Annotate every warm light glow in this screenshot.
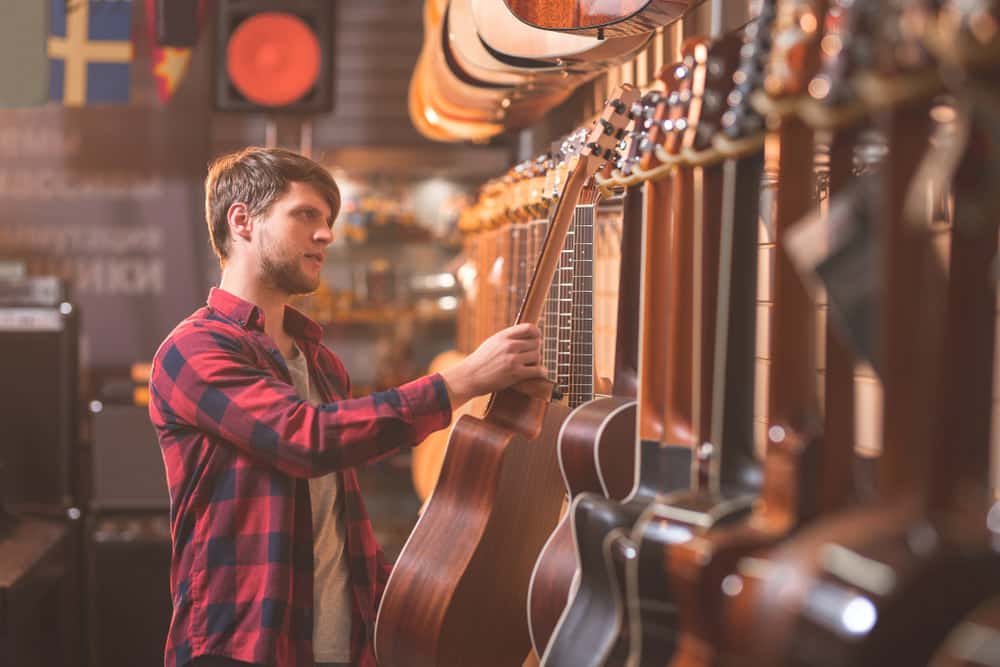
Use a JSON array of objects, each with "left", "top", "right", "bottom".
[
  {"left": 841, "top": 596, "right": 878, "bottom": 635},
  {"left": 437, "top": 296, "right": 458, "bottom": 311},
  {"left": 800, "top": 11, "right": 819, "bottom": 33},
  {"left": 809, "top": 76, "right": 832, "bottom": 100},
  {"left": 821, "top": 34, "right": 842, "bottom": 57},
  {"left": 424, "top": 106, "right": 441, "bottom": 125},
  {"left": 930, "top": 103, "right": 957, "bottom": 125}
]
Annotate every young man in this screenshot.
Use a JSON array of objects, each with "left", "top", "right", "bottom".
[{"left": 148, "top": 147, "right": 545, "bottom": 667}]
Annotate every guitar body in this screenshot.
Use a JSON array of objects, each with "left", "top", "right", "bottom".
[
  {"left": 628, "top": 491, "right": 755, "bottom": 666},
  {"left": 502, "top": 0, "right": 690, "bottom": 37},
  {"left": 528, "top": 397, "right": 637, "bottom": 656},
  {"left": 723, "top": 502, "right": 1000, "bottom": 667},
  {"left": 541, "top": 494, "right": 640, "bottom": 667},
  {"left": 376, "top": 397, "right": 570, "bottom": 667},
  {"left": 411, "top": 349, "right": 475, "bottom": 501},
  {"left": 472, "top": 0, "right": 653, "bottom": 66}
]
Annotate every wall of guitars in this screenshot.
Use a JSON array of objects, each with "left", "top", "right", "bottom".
[{"left": 385, "top": 0, "right": 1000, "bottom": 666}]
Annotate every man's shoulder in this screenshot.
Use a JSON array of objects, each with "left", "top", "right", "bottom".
[{"left": 152, "top": 305, "right": 245, "bottom": 367}]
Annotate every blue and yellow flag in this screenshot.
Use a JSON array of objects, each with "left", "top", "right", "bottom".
[{"left": 48, "top": 0, "right": 133, "bottom": 106}]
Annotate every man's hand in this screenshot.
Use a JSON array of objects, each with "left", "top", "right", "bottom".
[{"left": 438, "top": 323, "right": 547, "bottom": 408}]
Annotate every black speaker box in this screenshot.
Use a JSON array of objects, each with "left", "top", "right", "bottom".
[
  {"left": 0, "top": 297, "right": 80, "bottom": 510},
  {"left": 215, "top": 0, "right": 335, "bottom": 113},
  {"left": 90, "top": 403, "right": 169, "bottom": 511},
  {"left": 86, "top": 512, "right": 172, "bottom": 667}
]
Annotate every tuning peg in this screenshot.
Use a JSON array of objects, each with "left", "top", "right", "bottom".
[
  {"left": 587, "top": 142, "right": 603, "bottom": 156},
  {"left": 603, "top": 149, "right": 617, "bottom": 161},
  {"left": 599, "top": 119, "right": 615, "bottom": 135},
  {"left": 609, "top": 99, "right": 627, "bottom": 114},
  {"left": 661, "top": 119, "right": 674, "bottom": 132}
]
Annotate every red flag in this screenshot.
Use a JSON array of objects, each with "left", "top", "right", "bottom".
[{"left": 145, "top": 0, "right": 210, "bottom": 103}]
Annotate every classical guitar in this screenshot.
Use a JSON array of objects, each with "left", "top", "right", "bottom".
[
  {"left": 722, "top": 13, "right": 1000, "bottom": 666},
  {"left": 502, "top": 0, "right": 690, "bottom": 38},
  {"left": 375, "top": 85, "right": 638, "bottom": 667}
]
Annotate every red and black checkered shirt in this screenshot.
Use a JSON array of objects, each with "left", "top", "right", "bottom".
[{"left": 149, "top": 287, "right": 451, "bottom": 667}]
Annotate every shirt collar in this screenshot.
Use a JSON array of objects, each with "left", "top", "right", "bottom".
[{"left": 207, "top": 287, "right": 323, "bottom": 344}]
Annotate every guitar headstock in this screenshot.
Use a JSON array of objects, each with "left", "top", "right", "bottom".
[
  {"left": 923, "top": 0, "right": 1000, "bottom": 69},
  {"left": 579, "top": 84, "right": 640, "bottom": 177},
  {"left": 618, "top": 91, "right": 660, "bottom": 177},
  {"left": 638, "top": 62, "right": 693, "bottom": 170},
  {"left": 763, "top": 0, "right": 827, "bottom": 99},
  {"left": 721, "top": 0, "right": 779, "bottom": 142},
  {"left": 684, "top": 32, "right": 745, "bottom": 153},
  {"left": 803, "top": 0, "right": 883, "bottom": 110},
  {"left": 860, "top": 0, "right": 936, "bottom": 82}
]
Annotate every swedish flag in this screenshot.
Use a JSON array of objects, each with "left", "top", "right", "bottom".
[{"left": 48, "top": 0, "right": 133, "bottom": 106}]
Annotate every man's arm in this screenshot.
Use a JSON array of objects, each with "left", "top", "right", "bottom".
[{"left": 149, "top": 325, "right": 452, "bottom": 479}]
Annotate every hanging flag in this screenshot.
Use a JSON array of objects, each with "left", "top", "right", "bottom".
[
  {"left": 48, "top": 0, "right": 133, "bottom": 106},
  {"left": 0, "top": 1, "right": 50, "bottom": 107},
  {"left": 146, "top": 0, "right": 210, "bottom": 103}
]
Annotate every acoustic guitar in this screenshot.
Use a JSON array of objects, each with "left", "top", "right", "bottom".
[
  {"left": 502, "top": 0, "right": 690, "bottom": 38},
  {"left": 634, "top": 0, "right": 843, "bottom": 662},
  {"left": 527, "top": 98, "right": 653, "bottom": 659},
  {"left": 624, "top": 28, "right": 765, "bottom": 667},
  {"left": 375, "top": 85, "right": 639, "bottom": 667},
  {"left": 540, "top": 58, "right": 703, "bottom": 667},
  {"left": 471, "top": 0, "right": 653, "bottom": 68},
  {"left": 721, "top": 10, "right": 1000, "bottom": 665}
]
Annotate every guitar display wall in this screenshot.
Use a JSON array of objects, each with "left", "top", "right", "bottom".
[{"left": 397, "top": 0, "right": 1000, "bottom": 665}]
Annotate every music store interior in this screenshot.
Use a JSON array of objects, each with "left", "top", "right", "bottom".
[{"left": 1, "top": 0, "right": 999, "bottom": 666}]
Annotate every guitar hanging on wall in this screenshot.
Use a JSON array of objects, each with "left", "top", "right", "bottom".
[{"left": 375, "top": 84, "right": 639, "bottom": 667}]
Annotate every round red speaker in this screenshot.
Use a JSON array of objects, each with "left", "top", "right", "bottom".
[{"left": 225, "top": 11, "right": 321, "bottom": 107}]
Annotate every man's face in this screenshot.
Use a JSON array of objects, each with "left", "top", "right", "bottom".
[{"left": 255, "top": 181, "right": 334, "bottom": 295}]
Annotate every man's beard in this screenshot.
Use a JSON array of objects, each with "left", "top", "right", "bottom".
[{"left": 259, "top": 235, "right": 318, "bottom": 295}]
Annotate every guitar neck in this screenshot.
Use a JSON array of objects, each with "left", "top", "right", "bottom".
[
  {"left": 555, "top": 222, "right": 577, "bottom": 398},
  {"left": 610, "top": 184, "right": 644, "bottom": 399},
  {"left": 568, "top": 195, "right": 598, "bottom": 408},
  {"left": 759, "top": 116, "right": 823, "bottom": 524},
  {"left": 711, "top": 151, "right": 766, "bottom": 496},
  {"left": 663, "top": 165, "right": 696, "bottom": 451},
  {"left": 927, "top": 110, "right": 999, "bottom": 509},
  {"left": 878, "top": 100, "right": 943, "bottom": 499}
]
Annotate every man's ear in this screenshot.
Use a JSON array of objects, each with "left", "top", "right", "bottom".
[{"left": 227, "top": 202, "right": 253, "bottom": 243}]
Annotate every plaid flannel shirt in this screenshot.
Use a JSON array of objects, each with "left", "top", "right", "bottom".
[{"left": 148, "top": 287, "right": 452, "bottom": 667}]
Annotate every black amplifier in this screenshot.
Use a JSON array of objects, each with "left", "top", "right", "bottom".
[{"left": 0, "top": 292, "right": 80, "bottom": 510}]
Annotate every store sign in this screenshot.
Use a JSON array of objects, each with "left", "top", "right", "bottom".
[{"left": 0, "top": 105, "right": 211, "bottom": 370}]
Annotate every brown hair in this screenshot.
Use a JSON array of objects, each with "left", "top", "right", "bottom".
[{"left": 204, "top": 147, "right": 341, "bottom": 263}]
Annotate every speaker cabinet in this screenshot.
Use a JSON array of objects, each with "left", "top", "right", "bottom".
[
  {"left": 0, "top": 299, "right": 79, "bottom": 510},
  {"left": 90, "top": 404, "right": 169, "bottom": 511},
  {"left": 215, "top": 0, "right": 334, "bottom": 113},
  {"left": 86, "top": 512, "right": 172, "bottom": 667}
]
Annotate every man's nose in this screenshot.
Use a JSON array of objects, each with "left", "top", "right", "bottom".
[{"left": 315, "top": 225, "right": 333, "bottom": 244}]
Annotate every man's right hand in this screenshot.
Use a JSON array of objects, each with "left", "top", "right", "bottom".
[{"left": 438, "top": 323, "right": 547, "bottom": 408}]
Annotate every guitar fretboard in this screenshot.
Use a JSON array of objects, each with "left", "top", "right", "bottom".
[{"left": 569, "top": 203, "right": 596, "bottom": 408}]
